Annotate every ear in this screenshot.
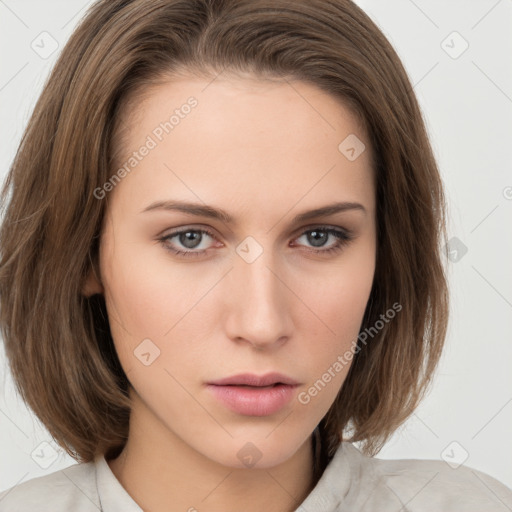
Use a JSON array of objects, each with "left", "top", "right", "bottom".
[{"left": 82, "top": 256, "right": 104, "bottom": 297}]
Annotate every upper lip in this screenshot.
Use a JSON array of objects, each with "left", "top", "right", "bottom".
[{"left": 208, "top": 372, "right": 300, "bottom": 387}]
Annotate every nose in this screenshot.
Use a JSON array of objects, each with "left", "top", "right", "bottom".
[{"left": 223, "top": 250, "right": 292, "bottom": 351}]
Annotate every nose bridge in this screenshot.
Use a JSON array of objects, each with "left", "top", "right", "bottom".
[{"left": 225, "top": 242, "right": 291, "bottom": 347}]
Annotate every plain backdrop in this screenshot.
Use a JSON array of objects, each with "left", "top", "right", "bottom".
[{"left": 1, "top": 0, "right": 511, "bottom": 494}]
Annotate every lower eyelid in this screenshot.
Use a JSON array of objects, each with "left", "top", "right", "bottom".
[
  {"left": 162, "top": 229, "right": 217, "bottom": 249},
  {"left": 161, "top": 226, "right": 352, "bottom": 256}
]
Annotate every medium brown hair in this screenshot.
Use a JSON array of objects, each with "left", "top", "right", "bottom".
[{"left": 0, "top": 0, "right": 449, "bottom": 471}]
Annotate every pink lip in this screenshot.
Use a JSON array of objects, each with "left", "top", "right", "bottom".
[{"left": 206, "top": 373, "right": 300, "bottom": 416}]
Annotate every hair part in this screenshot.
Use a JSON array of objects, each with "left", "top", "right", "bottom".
[{"left": 0, "top": 0, "right": 449, "bottom": 474}]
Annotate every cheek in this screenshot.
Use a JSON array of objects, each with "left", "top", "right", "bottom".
[
  {"left": 99, "top": 233, "right": 227, "bottom": 368},
  {"left": 99, "top": 233, "right": 169, "bottom": 355},
  {"left": 101, "top": 218, "right": 375, "bottom": 378},
  {"left": 301, "top": 246, "right": 375, "bottom": 339},
  {"left": 319, "top": 267, "right": 373, "bottom": 337},
  {"left": 295, "top": 245, "right": 375, "bottom": 386}
]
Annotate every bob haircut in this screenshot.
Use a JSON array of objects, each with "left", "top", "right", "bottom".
[{"left": 0, "top": 0, "right": 449, "bottom": 468}]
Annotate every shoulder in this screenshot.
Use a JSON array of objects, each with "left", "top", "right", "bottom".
[
  {"left": 0, "top": 460, "right": 99, "bottom": 512},
  {"left": 341, "top": 443, "right": 512, "bottom": 511}
]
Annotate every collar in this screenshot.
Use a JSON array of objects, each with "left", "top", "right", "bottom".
[
  {"left": 94, "top": 441, "right": 365, "bottom": 511},
  {"left": 95, "top": 453, "right": 142, "bottom": 511},
  {"left": 295, "top": 442, "right": 365, "bottom": 511}
]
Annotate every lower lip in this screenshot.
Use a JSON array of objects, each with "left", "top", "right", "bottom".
[{"left": 207, "top": 384, "right": 297, "bottom": 416}]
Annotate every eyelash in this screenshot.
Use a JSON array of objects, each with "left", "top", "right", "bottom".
[{"left": 158, "top": 225, "right": 354, "bottom": 259}]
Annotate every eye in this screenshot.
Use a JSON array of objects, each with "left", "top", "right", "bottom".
[
  {"left": 159, "top": 225, "right": 354, "bottom": 258},
  {"left": 159, "top": 227, "right": 218, "bottom": 258},
  {"left": 292, "top": 226, "right": 353, "bottom": 255}
]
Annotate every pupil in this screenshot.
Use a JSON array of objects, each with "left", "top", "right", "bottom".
[
  {"left": 180, "top": 231, "right": 202, "bottom": 249},
  {"left": 308, "top": 230, "right": 327, "bottom": 247},
  {"left": 177, "top": 230, "right": 329, "bottom": 250}
]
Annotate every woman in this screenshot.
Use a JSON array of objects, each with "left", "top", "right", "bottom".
[{"left": 0, "top": 0, "right": 510, "bottom": 510}]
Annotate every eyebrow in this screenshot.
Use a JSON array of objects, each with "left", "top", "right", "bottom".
[{"left": 141, "top": 199, "right": 366, "bottom": 226}]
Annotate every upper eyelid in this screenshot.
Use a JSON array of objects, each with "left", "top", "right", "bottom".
[
  {"left": 161, "top": 224, "right": 350, "bottom": 246},
  {"left": 162, "top": 223, "right": 349, "bottom": 237}
]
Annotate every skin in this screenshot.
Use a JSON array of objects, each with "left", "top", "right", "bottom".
[{"left": 85, "top": 74, "right": 377, "bottom": 512}]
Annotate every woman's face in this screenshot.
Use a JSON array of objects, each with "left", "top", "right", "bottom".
[{"left": 97, "top": 75, "right": 376, "bottom": 469}]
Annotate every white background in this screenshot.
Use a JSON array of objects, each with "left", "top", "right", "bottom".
[{"left": 1, "top": 0, "right": 511, "bottom": 495}]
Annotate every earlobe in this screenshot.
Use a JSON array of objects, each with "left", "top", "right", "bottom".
[{"left": 82, "top": 268, "right": 104, "bottom": 297}]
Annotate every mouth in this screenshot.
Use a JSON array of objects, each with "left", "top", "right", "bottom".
[
  {"left": 207, "top": 372, "right": 300, "bottom": 387},
  {"left": 206, "top": 373, "right": 300, "bottom": 416}
]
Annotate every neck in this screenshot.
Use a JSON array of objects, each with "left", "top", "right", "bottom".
[{"left": 107, "top": 396, "right": 316, "bottom": 512}]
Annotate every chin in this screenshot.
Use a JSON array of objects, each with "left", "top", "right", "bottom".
[{"left": 190, "top": 428, "right": 312, "bottom": 470}]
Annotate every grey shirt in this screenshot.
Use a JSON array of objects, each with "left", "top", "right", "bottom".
[{"left": 0, "top": 442, "right": 511, "bottom": 511}]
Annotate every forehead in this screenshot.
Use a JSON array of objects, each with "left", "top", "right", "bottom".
[{"left": 109, "top": 75, "right": 375, "bottom": 221}]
